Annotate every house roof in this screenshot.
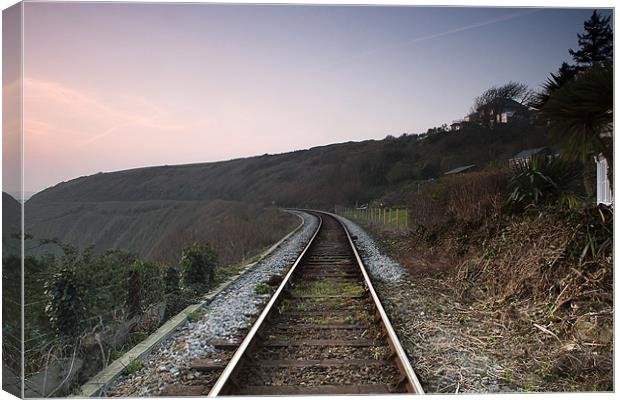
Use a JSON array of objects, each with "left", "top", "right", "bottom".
[
  {"left": 501, "top": 98, "right": 529, "bottom": 111},
  {"left": 444, "top": 164, "right": 476, "bottom": 175},
  {"left": 511, "top": 147, "right": 550, "bottom": 160}
]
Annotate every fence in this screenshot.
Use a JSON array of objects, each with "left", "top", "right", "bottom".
[{"left": 335, "top": 205, "right": 409, "bottom": 232}]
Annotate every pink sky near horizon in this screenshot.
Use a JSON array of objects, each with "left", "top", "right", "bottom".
[{"left": 5, "top": 3, "right": 603, "bottom": 194}]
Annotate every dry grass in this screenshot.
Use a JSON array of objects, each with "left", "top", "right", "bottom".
[
  {"left": 382, "top": 204, "right": 613, "bottom": 392},
  {"left": 409, "top": 170, "right": 509, "bottom": 230}
]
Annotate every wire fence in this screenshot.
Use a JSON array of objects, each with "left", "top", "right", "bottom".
[{"left": 335, "top": 205, "right": 410, "bottom": 232}]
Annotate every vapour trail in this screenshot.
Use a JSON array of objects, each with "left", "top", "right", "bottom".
[{"left": 305, "top": 8, "right": 540, "bottom": 74}]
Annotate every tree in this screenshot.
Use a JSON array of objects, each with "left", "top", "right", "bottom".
[
  {"left": 472, "top": 82, "right": 532, "bottom": 127},
  {"left": 540, "top": 63, "right": 613, "bottom": 186},
  {"left": 569, "top": 10, "right": 613, "bottom": 68},
  {"left": 530, "top": 62, "right": 578, "bottom": 109}
]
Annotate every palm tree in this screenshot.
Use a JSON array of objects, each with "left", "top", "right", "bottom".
[
  {"left": 540, "top": 63, "right": 613, "bottom": 188},
  {"left": 530, "top": 62, "right": 578, "bottom": 109}
]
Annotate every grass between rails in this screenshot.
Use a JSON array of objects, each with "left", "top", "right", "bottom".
[{"left": 289, "top": 279, "right": 366, "bottom": 297}]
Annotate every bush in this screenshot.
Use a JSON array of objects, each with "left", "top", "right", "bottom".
[
  {"left": 125, "top": 357, "right": 144, "bottom": 374},
  {"left": 410, "top": 170, "right": 509, "bottom": 229},
  {"left": 44, "top": 265, "right": 87, "bottom": 340},
  {"left": 255, "top": 282, "right": 274, "bottom": 295},
  {"left": 181, "top": 243, "right": 218, "bottom": 292},
  {"left": 164, "top": 266, "right": 180, "bottom": 294},
  {"left": 126, "top": 259, "right": 165, "bottom": 317},
  {"left": 508, "top": 155, "right": 584, "bottom": 211}
]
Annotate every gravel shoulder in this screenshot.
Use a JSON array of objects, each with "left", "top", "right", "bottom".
[
  {"left": 333, "top": 215, "right": 515, "bottom": 394},
  {"left": 106, "top": 211, "right": 319, "bottom": 397}
]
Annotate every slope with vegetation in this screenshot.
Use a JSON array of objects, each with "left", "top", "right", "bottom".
[
  {"left": 11, "top": 9, "right": 612, "bottom": 396},
  {"left": 359, "top": 10, "right": 613, "bottom": 393}
]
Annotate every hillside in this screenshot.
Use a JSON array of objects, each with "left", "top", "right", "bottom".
[
  {"left": 2, "top": 192, "right": 21, "bottom": 257},
  {"left": 29, "top": 121, "right": 551, "bottom": 208},
  {"left": 25, "top": 121, "right": 552, "bottom": 263},
  {"left": 25, "top": 200, "right": 297, "bottom": 267}
]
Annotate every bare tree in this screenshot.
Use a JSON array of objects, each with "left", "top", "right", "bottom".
[{"left": 472, "top": 82, "right": 533, "bottom": 127}]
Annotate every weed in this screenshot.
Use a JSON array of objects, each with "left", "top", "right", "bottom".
[
  {"left": 125, "top": 357, "right": 144, "bottom": 374},
  {"left": 521, "top": 382, "right": 539, "bottom": 392},
  {"left": 255, "top": 282, "right": 274, "bottom": 295},
  {"left": 187, "top": 310, "right": 205, "bottom": 322},
  {"left": 290, "top": 279, "right": 365, "bottom": 297},
  {"left": 129, "top": 331, "right": 148, "bottom": 345},
  {"left": 111, "top": 350, "right": 125, "bottom": 361}
]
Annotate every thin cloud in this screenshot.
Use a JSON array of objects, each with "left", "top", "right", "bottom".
[
  {"left": 306, "top": 9, "right": 540, "bottom": 73},
  {"left": 23, "top": 78, "right": 186, "bottom": 148}
]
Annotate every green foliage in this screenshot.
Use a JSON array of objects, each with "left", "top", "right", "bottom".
[
  {"left": 530, "top": 62, "right": 578, "bottom": 109},
  {"left": 44, "top": 263, "right": 87, "bottom": 339},
  {"left": 125, "top": 357, "right": 144, "bottom": 374},
  {"left": 254, "top": 282, "right": 274, "bottom": 295},
  {"left": 164, "top": 266, "right": 180, "bottom": 294},
  {"left": 126, "top": 259, "right": 165, "bottom": 317},
  {"left": 186, "top": 310, "right": 205, "bottom": 322},
  {"left": 568, "top": 10, "right": 613, "bottom": 67},
  {"left": 181, "top": 243, "right": 218, "bottom": 293},
  {"left": 540, "top": 64, "right": 613, "bottom": 167},
  {"left": 508, "top": 155, "right": 584, "bottom": 211}
]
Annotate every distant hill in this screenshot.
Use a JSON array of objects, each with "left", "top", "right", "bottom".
[
  {"left": 29, "top": 121, "right": 551, "bottom": 208},
  {"left": 25, "top": 199, "right": 296, "bottom": 267},
  {"left": 25, "top": 121, "right": 551, "bottom": 263},
  {"left": 3, "top": 192, "right": 21, "bottom": 257}
]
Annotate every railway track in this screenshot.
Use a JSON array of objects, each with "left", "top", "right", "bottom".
[{"left": 162, "top": 211, "right": 423, "bottom": 396}]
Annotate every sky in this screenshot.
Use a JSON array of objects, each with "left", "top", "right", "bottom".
[{"left": 4, "top": 3, "right": 612, "bottom": 194}]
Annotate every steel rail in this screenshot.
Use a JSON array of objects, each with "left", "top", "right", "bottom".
[
  {"left": 207, "top": 214, "right": 324, "bottom": 397},
  {"left": 208, "top": 210, "right": 424, "bottom": 396},
  {"left": 334, "top": 214, "right": 425, "bottom": 394}
]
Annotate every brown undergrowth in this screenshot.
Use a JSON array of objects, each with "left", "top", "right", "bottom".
[{"left": 379, "top": 205, "right": 612, "bottom": 392}]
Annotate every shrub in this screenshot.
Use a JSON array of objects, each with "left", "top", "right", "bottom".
[
  {"left": 126, "top": 259, "right": 165, "bottom": 317},
  {"left": 125, "top": 357, "right": 144, "bottom": 374},
  {"left": 44, "top": 265, "right": 87, "bottom": 340},
  {"left": 508, "top": 155, "right": 584, "bottom": 211},
  {"left": 410, "top": 170, "right": 509, "bottom": 229},
  {"left": 181, "top": 243, "right": 218, "bottom": 292},
  {"left": 186, "top": 310, "right": 205, "bottom": 322},
  {"left": 164, "top": 266, "right": 180, "bottom": 294},
  {"left": 255, "top": 282, "right": 274, "bottom": 295}
]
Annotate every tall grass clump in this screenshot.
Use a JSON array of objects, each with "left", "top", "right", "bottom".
[{"left": 409, "top": 170, "right": 510, "bottom": 230}]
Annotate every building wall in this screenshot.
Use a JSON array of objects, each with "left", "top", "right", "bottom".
[{"left": 596, "top": 155, "right": 613, "bottom": 205}]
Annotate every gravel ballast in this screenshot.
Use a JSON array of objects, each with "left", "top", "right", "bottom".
[
  {"left": 331, "top": 213, "right": 516, "bottom": 393},
  {"left": 106, "top": 211, "right": 319, "bottom": 396},
  {"left": 331, "top": 213, "right": 405, "bottom": 283}
]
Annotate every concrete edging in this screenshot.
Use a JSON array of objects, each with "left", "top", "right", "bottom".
[{"left": 75, "top": 211, "right": 306, "bottom": 397}]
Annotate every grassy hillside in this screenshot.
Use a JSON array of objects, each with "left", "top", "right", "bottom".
[
  {"left": 25, "top": 121, "right": 551, "bottom": 264},
  {"left": 2, "top": 192, "right": 21, "bottom": 257},
  {"left": 26, "top": 200, "right": 297, "bottom": 267},
  {"left": 28, "top": 121, "right": 551, "bottom": 208}
]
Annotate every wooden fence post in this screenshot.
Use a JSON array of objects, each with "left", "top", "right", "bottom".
[{"left": 405, "top": 209, "right": 409, "bottom": 230}]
